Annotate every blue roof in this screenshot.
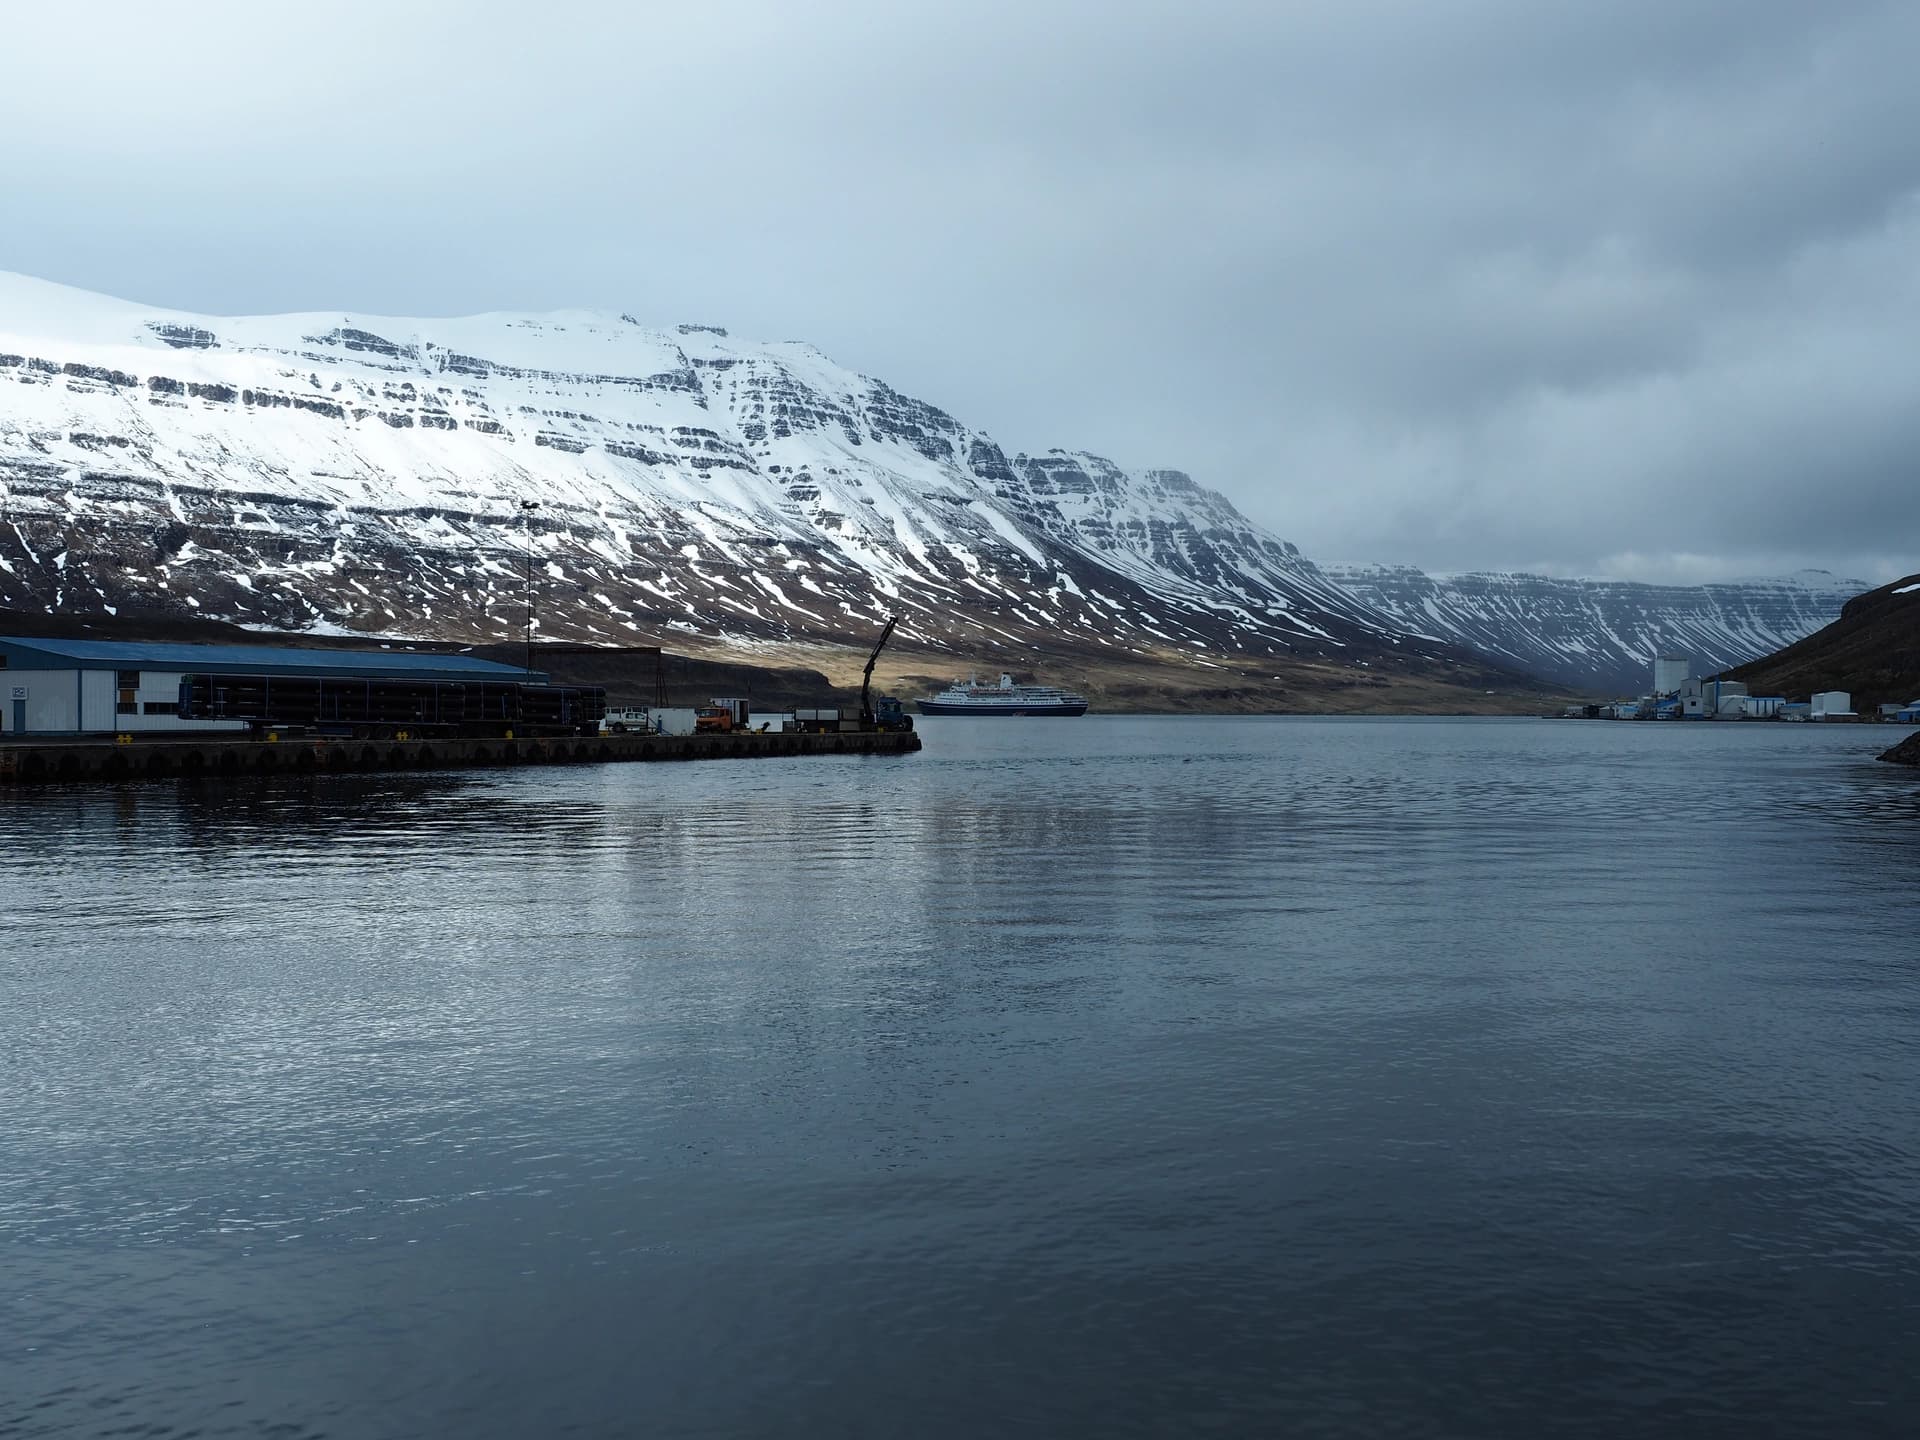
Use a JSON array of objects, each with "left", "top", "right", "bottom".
[{"left": 0, "top": 635, "right": 540, "bottom": 682}]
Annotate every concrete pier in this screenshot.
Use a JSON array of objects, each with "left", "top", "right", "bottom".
[{"left": 0, "top": 728, "right": 921, "bottom": 784}]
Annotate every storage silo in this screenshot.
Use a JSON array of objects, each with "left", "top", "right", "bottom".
[{"left": 1652, "top": 655, "right": 1690, "bottom": 696}]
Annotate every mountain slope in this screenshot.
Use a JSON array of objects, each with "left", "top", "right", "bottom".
[
  {"left": 1725, "top": 574, "right": 1920, "bottom": 709},
  {"left": 1324, "top": 564, "right": 1865, "bottom": 695},
  {"left": 0, "top": 272, "right": 1524, "bottom": 703}
]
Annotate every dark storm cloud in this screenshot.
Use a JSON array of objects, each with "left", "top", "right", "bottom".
[{"left": 3, "top": 0, "right": 1915, "bottom": 583}]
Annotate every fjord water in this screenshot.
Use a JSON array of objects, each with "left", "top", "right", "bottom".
[{"left": 4, "top": 717, "right": 1918, "bottom": 1438}]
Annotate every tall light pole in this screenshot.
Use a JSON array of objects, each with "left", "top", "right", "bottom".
[{"left": 519, "top": 499, "right": 540, "bottom": 675}]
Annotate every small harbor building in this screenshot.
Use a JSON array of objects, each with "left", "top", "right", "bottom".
[
  {"left": 0, "top": 636, "right": 541, "bottom": 736},
  {"left": 1810, "top": 690, "right": 1855, "bottom": 721}
]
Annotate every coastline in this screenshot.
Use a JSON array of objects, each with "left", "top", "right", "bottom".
[{"left": 1879, "top": 731, "right": 1920, "bottom": 766}]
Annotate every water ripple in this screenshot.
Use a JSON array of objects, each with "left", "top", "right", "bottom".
[{"left": 3, "top": 717, "right": 1918, "bottom": 1438}]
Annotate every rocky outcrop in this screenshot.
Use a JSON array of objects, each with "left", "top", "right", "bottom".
[{"left": 1879, "top": 731, "right": 1920, "bottom": 766}]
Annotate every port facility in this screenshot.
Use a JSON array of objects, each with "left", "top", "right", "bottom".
[
  {"left": 0, "top": 635, "right": 554, "bottom": 737},
  {"left": 0, "top": 634, "right": 919, "bottom": 781}
]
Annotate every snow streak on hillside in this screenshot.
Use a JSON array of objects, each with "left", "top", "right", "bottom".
[
  {"left": 1325, "top": 564, "right": 1865, "bottom": 695},
  {"left": 0, "top": 272, "right": 1430, "bottom": 673}
]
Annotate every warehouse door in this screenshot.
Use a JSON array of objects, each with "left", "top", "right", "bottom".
[{"left": 10, "top": 699, "right": 23, "bottom": 734}]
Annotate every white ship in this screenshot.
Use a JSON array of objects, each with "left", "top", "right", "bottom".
[{"left": 916, "top": 674, "right": 1089, "bottom": 717}]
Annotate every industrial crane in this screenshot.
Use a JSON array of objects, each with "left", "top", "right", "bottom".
[{"left": 859, "top": 615, "right": 901, "bottom": 730}]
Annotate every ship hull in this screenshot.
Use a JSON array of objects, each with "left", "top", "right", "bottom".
[{"left": 916, "top": 700, "right": 1088, "bottom": 716}]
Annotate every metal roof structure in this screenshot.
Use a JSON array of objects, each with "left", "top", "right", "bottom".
[{"left": 0, "top": 636, "right": 543, "bottom": 684}]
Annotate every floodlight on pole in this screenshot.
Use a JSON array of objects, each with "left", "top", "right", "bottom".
[{"left": 519, "top": 499, "right": 541, "bottom": 675}]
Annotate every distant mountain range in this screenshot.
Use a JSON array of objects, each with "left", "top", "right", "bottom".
[
  {"left": 0, "top": 272, "right": 1866, "bottom": 701},
  {"left": 0, "top": 272, "right": 1497, "bottom": 695},
  {"left": 1324, "top": 565, "right": 1867, "bottom": 696}
]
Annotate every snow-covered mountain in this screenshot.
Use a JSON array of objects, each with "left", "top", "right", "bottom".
[
  {"left": 0, "top": 273, "right": 1856, "bottom": 698},
  {"left": 0, "top": 272, "right": 1470, "bottom": 685},
  {"left": 1323, "top": 564, "right": 1866, "bottom": 695}
]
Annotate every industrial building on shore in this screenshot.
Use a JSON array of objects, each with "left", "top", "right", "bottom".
[
  {"left": 0, "top": 636, "right": 544, "bottom": 737},
  {"left": 1561, "top": 652, "right": 1914, "bottom": 724}
]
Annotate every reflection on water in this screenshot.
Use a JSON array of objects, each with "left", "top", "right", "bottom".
[{"left": 3, "top": 718, "right": 1919, "bottom": 1438}]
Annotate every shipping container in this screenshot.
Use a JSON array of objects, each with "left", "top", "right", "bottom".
[{"left": 647, "top": 707, "right": 700, "bottom": 737}]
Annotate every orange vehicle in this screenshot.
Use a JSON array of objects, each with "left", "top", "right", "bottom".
[{"left": 697, "top": 698, "right": 750, "bottom": 733}]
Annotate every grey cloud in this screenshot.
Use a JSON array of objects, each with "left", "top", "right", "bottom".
[{"left": 1, "top": 0, "right": 1915, "bottom": 586}]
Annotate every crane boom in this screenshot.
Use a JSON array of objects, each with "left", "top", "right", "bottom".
[{"left": 859, "top": 615, "right": 900, "bottom": 728}]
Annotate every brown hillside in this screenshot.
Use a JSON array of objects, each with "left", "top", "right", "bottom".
[
  {"left": 1723, "top": 574, "right": 1920, "bottom": 708},
  {"left": 0, "top": 606, "right": 1570, "bottom": 715}
]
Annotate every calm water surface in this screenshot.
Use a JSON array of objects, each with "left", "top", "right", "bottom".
[{"left": 4, "top": 717, "right": 1919, "bottom": 1438}]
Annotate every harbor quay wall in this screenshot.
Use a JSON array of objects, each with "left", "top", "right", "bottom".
[{"left": 0, "top": 727, "right": 921, "bottom": 785}]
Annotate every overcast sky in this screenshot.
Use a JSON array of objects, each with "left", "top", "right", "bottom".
[{"left": 4, "top": 0, "right": 1916, "bottom": 584}]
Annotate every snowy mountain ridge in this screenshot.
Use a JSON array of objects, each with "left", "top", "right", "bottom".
[
  {"left": 0, "top": 270, "right": 1434, "bottom": 677},
  {"left": 1324, "top": 563, "right": 1868, "bottom": 695},
  {"left": 0, "top": 272, "right": 1858, "bottom": 696}
]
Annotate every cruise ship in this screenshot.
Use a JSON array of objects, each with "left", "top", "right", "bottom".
[{"left": 916, "top": 674, "right": 1089, "bottom": 717}]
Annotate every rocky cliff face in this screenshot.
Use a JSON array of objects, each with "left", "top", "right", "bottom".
[
  {"left": 1323, "top": 564, "right": 1866, "bottom": 695},
  {"left": 1, "top": 273, "right": 1482, "bottom": 688}
]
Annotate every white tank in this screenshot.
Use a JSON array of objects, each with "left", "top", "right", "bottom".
[{"left": 1652, "top": 655, "right": 1690, "bottom": 695}]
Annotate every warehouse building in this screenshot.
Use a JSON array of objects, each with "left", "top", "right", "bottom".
[
  {"left": 1679, "top": 677, "right": 1748, "bottom": 718},
  {"left": 0, "top": 637, "right": 541, "bottom": 736}
]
